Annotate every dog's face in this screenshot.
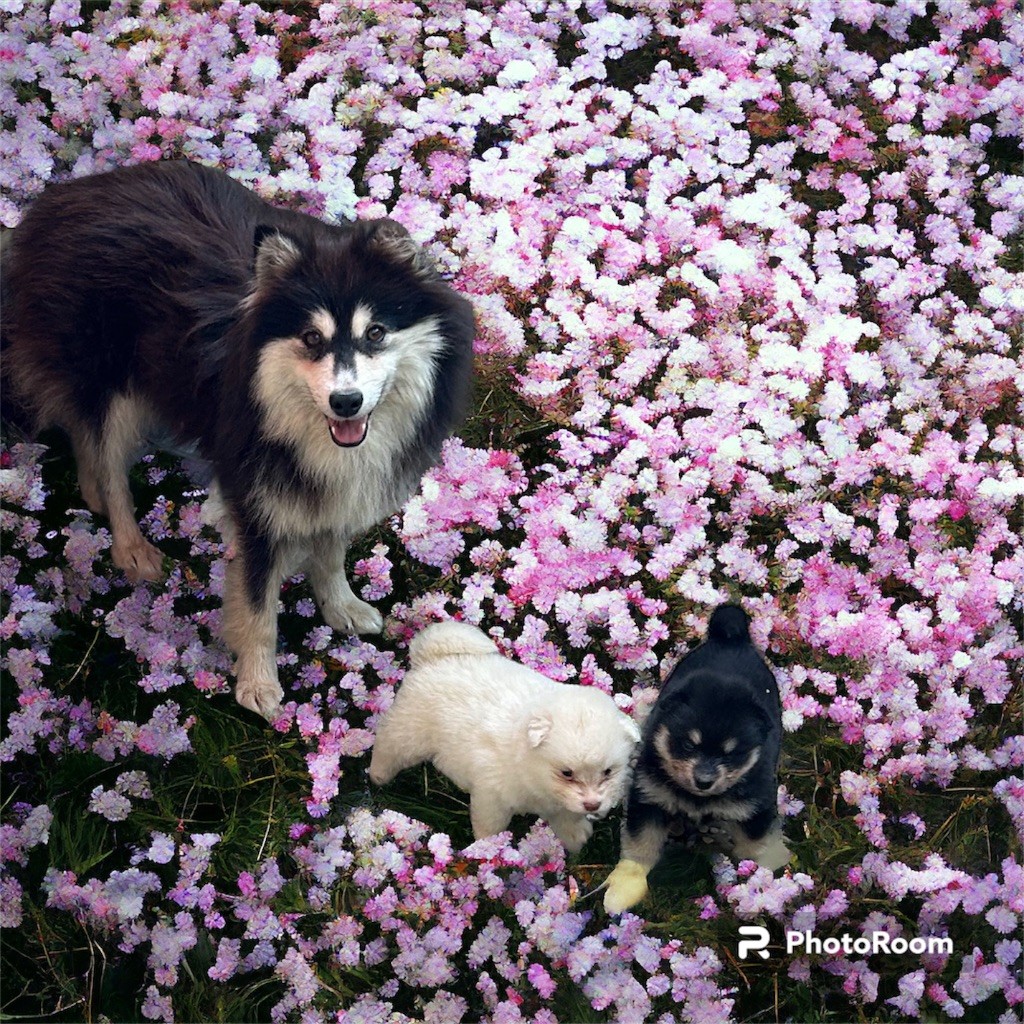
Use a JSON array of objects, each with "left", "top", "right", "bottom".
[
  {"left": 527, "top": 696, "right": 641, "bottom": 818},
  {"left": 248, "top": 220, "right": 466, "bottom": 453},
  {"left": 651, "top": 681, "right": 770, "bottom": 798}
]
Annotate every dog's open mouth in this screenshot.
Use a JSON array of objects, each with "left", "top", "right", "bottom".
[{"left": 327, "top": 415, "right": 369, "bottom": 447}]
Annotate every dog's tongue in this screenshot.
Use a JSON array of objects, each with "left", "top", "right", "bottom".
[{"left": 328, "top": 416, "right": 369, "bottom": 447}]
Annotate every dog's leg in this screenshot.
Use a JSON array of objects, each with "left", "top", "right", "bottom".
[
  {"left": 546, "top": 811, "right": 593, "bottom": 854},
  {"left": 199, "top": 479, "right": 237, "bottom": 558},
  {"left": 727, "top": 808, "right": 790, "bottom": 870},
  {"left": 366, "top": 734, "right": 403, "bottom": 785},
  {"left": 308, "top": 534, "right": 384, "bottom": 635},
  {"left": 68, "top": 427, "right": 106, "bottom": 515},
  {"left": 222, "top": 530, "right": 283, "bottom": 719},
  {"left": 368, "top": 701, "right": 437, "bottom": 785},
  {"left": 604, "top": 796, "right": 670, "bottom": 914},
  {"left": 97, "top": 394, "right": 164, "bottom": 582},
  {"left": 468, "top": 790, "right": 513, "bottom": 841}
]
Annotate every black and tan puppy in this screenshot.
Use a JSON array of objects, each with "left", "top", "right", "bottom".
[
  {"left": 605, "top": 605, "right": 789, "bottom": 913},
  {"left": 2, "top": 160, "right": 474, "bottom": 717}
]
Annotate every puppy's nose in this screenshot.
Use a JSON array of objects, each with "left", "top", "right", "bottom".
[
  {"left": 329, "top": 389, "right": 364, "bottom": 418},
  {"left": 583, "top": 799, "right": 601, "bottom": 813},
  {"left": 694, "top": 775, "right": 717, "bottom": 791}
]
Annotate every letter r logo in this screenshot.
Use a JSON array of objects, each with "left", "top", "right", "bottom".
[{"left": 738, "top": 925, "right": 771, "bottom": 960}]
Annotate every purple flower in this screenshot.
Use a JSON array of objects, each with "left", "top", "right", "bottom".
[
  {"left": 2, "top": 1, "right": 1022, "bottom": 1018},
  {"left": 526, "top": 962, "right": 557, "bottom": 998}
]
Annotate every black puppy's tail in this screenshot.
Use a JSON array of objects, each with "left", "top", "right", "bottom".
[{"left": 707, "top": 604, "right": 750, "bottom": 643}]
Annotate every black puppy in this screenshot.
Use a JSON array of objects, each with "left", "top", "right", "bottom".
[{"left": 605, "top": 605, "right": 789, "bottom": 912}]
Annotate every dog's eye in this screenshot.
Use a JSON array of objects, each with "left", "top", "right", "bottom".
[
  {"left": 366, "top": 323, "right": 386, "bottom": 344},
  {"left": 560, "top": 769, "right": 574, "bottom": 779},
  {"left": 603, "top": 767, "right": 613, "bottom": 778},
  {"left": 301, "top": 329, "right": 324, "bottom": 350}
]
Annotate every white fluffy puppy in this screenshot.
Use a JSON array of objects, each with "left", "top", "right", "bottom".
[{"left": 369, "top": 621, "right": 641, "bottom": 852}]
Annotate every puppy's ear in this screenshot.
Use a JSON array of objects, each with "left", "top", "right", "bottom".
[
  {"left": 367, "top": 219, "right": 436, "bottom": 280},
  {"left": 752, "top": 701, "right": 776, "bottom": 733},
  {"left": 620, "top": 713, "right": 641, "bottom": 743},
  {"left": 661, "top": 685, "right": 691, "bottom": 705},
  {"left": 527, "top": 714, "right": 552, "bottom": 748},
  {"left": 254, "top": 225, "right": 301, "bottom": 283},
  {"left": 653, "top": 688, "right": 690, "bottom": 723}
]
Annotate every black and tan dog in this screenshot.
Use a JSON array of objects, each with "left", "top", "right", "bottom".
[
  {"left": 2, "top": 160, "right": 474, "bottom": 717},
  {"left": 605, "top": 605, "right": 789, "bottom": 913}
]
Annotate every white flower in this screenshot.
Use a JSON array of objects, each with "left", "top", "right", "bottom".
[
  {"left": 496, "top": 59, "right": 537, "bottom": 86},
  {"left": 249, "top": 54, "right": 280, "bottom": 82},
  {"left": 704, "top": 239, "right": 756, "bottom": 275}
]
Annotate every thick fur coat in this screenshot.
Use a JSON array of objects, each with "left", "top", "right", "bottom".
[
  {"left": 369, "top": 621, "right": 641, "bottom": 853},
  {"left": 2, "top": 160, "right": 475, "bottom": 716},
  {"left": 605, "top": 605, "right": 789, "bottom": 913}
]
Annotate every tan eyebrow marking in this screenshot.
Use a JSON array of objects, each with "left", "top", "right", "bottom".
[
  {"left": 309, "top": 308, "right": 337, "bottom": 340},
  {"left": 350, "top": 303, "right": 373, "bottom": 339}
]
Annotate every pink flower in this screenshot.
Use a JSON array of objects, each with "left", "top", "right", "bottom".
[{"left": 526, "top": 962, "right": 557, "bottom": 998}]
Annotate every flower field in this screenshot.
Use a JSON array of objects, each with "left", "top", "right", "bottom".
[{"left": 1, "top": 0, "right": 1022, "bottom": 1021}]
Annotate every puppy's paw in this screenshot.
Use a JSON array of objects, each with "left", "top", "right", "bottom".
[
  {"left": 551, "top": 816, "right": 593, "bottom": 854},
  {"left": 321, "top": 596, "right": 384, "bottom": 636},
  {"left": 367, "top": 749, "right": 397, "bottom": 786},
  {"left": 603, "top": 859, "right": 650, "bottom": 914},
  {"left": 699, "top": 822, "right": 734, "bottom": 849},
  {"left": 754, "top": 831, "right": 792, "bottom": 871},
  {"left": 113, "top": 534, "right": 166, "bottom": 583},
  {"left": 235, "top": 675, "right": 284, "bottom": 720}
]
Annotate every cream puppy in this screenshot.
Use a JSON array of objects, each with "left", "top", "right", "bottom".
[{"left": 369, "top": 621, "right": 641, "bottom": 852}]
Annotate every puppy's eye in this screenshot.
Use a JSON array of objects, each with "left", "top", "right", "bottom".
[
  {"left": 603, "top": 767, "right": 613, "bottom": 778},
  {"left": 301, "top": 329, "right": 324, "bottom": 350},
  {"left": 366, "top": 323, "right": 386, "bottom": 344},
  {"left": 560, "top": 769, "right": 574, "bottom": 779}
]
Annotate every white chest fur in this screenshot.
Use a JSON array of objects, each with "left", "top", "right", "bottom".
[{"left": 635, "top": 770, "right": 756, "bottom": 823}]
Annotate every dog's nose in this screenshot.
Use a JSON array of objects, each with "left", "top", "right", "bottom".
[
  {"left": 583, "top": 799, "right": 601, "bottom": 813},
  {"left": 694, "top": 775, "right": 717, "bottom": 791},
  {"left": 329, "top": 389, "right": 364, "bottom": 418}
]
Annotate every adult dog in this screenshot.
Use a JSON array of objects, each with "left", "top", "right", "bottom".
[{"left": 2, "top": 160, "right": 474, "bottom": 717}]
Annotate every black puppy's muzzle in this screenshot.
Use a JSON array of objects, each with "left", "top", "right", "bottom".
[{"left": 693, "top": 765, "right": 719, "bottom": 791}]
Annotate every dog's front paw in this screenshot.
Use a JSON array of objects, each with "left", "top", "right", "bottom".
[
  {"left": 112, "top": 534, "right": 165, "bottom": 583},
  {"left": 603, "top": 859, "right": 650, "bottom": 914},
  {"left": 321, "top": 596, "right": 384, "bottom": 636},
  {"left": 235, "top": 675, "right": 284, "bottom": 720},
  {"left": 699, "top": 822, "right": 734, "bottom": 849},
  {"left": 367, "top": 745, "right": 398, "bottom": 786},
  {"left": 753, "top": 830, "right": 792, "bottom": 871},
  {"left": 550, "top": 815, "right": 593, "bottom": 854}
]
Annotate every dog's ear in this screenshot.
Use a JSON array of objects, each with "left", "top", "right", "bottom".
[
  {"left": 620, "top": 713, "right": 641, "bottom": 743},
  {"left": 367, "top": 219, "right": 436, "bottom": 280},
  {"left": 656, "top": 687, "right": 691, "bottom": 716},
  {"left": 751, "top": 700, "right": 776, "bottom": 733},
  {"left": 254, "top": 225, "right": 302, "bottom": 283},
  {"left": 527, "top": 714, "right": 552, "bottom": 748}
]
